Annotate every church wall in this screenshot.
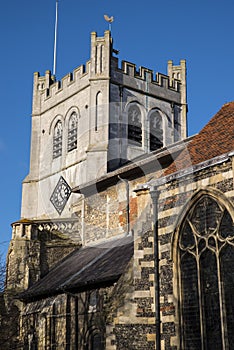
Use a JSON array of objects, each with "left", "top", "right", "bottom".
[
  {"left": 20, "top": 287, "right": 110, "bottom": 349},
  {"left": 22, "top": 78, "right": 110, "bottom": 220},
  {"left": 102, "top": 157, "right": 234, "bottom": 349},
  {"left": 71, "top": 167, "right": 155, "bottom": 245},
  {"left": 156, "top": 158, "right": 234, "bottom": 349},
  {"left": 6, "top": 151, "right": 233, "bottom": 349},
  {"left": 109, "top": 56, "right": 186, "bottom": 167},
  {"left": 5, "top": 221, "right": 81, "bottom": 295},
  {"left": 0, "top": 292, "right": 21, "bottom": 349},
  {"left": 2, "top": 30, "right": 192, "bottom": 349},
  {"left": 109, "top": 83, "right": 176, "bottom": 163},
  {"left": 3, "top": 156, "right": 234, "bottom": 349}
]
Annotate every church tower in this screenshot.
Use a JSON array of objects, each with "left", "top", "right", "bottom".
[
  {"left": 3, "top": 31, "right": 192, "bottom": 349},
  {"left": 21, "top": 30, "right": 187, "bottom": 221},
  {"left": 4, "top": 29, "right": 234, "bottom": 350}
]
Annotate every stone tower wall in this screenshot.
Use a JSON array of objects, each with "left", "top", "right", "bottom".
[
  {"left": 21, "top": 31, "right": 112, "bottom": 220},
  {"left": 21, "top": 30, "right": 187, "bottom": 221}
]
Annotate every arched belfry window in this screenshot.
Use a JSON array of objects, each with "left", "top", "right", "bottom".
[
  {"left": 178, "top": 194, "right": 234, "bottom": 349},
  {"left": 128, "top": 104, "right": 142, "bottom": 146},
  {"left": 149, "top": 110, "right": 163, "bottom": 151},
  {"left": 53, "top": 120, "right": 63, "bottom": 158},
  {"left": 67, "top": 112, "right": 78, "bottom": 152}
]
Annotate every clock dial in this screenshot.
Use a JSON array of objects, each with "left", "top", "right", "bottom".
[{"left": 50, "top": 176, "right": 71, "bottom": 214}]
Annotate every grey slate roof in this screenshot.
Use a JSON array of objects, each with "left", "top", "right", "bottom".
[{"left": 20, "top": 236, "right": 133, "bottom": 301}]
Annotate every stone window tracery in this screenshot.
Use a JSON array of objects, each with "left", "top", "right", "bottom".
[
  {"left": 67, "top": 112, "right": 78, "bottom": 152},
  {"left": 53, "top": 120, "right": 63, "bottom": 159},
  {"left": 128, "top": 104, "right": 142, "bottom": 146},
  {"left": 178, "top": 194, "right": 234, "bottom": 349},
  {"left": 149, "top": 110, "right": 163, "bottom": 151}
]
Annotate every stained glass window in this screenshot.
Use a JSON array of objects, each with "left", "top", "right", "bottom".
[
  {"left": 53, "top": 120, "right": 63, "bottom": 158},
  {"left": 149, "top": 110, "right": 163, "bottom": 151},
  {"left": 178, "top": 194, "right": 234, "bottom": 349},
  {"left": 128, "top": 104, "right": 142, "bottom": 146},
  {"left": 67, "top": 112, "right": 78, "bottom": 152}
]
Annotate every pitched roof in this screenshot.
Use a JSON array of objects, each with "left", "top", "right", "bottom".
[
  {"left": 20, "top": 236, "right": 133, "bottom": 301},
  {"left": 165, "top": 102, "right": 234, "bottom": 175}
]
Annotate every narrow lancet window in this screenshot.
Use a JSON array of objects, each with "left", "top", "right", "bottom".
[
  {"left": 53, "top": 120, "right": 63, "bottom": 158},
  {"left": 95, "top": 92, "right": 102, "bottom": 131},
  {"left": 67, "top": 112, "right": 78, "bottom": 152}
]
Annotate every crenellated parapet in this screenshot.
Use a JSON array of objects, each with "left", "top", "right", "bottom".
[
  {"left": 32, "top": 62, "right": 92, "bottom": 114},
  {"left": 32, "top": 30, "right": 186, "bottom": 115},
  {"left": 34, "top": 63, "right": 89, "bottom": 94},
  {"left": 114, "top": 60, "right": 182, "bottom": 92},
  {"left": 33, "top": 57, "right": 184, "bottom": 106},
  {"left": 32, "top": 30, "right": 112, "bottom": 114}
]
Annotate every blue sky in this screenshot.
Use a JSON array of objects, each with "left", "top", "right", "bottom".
[{"left": 0, "top": 0, "right": 234, "bottom": 259}]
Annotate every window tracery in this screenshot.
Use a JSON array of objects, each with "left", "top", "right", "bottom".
[
  {"left": 67, "top": 112, "right": 78, "bottom": 152},
  {"left": 178, "top": 195, "right": 234, "bottom": 349},
  {"left": 53, "top": 120, "right": 63, "bottom": 158},
  {"left": 128, "top": 104, "right": 142, "bottom": 146},
  {"left": 149, "top": 110, "right": 163, "bottom": 151}
]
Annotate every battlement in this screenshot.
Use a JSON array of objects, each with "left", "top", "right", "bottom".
[
  {"left": 32, "top": 31, "right": 113, "bottom": 112},
  {"left": 33, "top": 60, "right": 91, "bottom": 102},
  {"left": 115, "top": 59, "right": 182, "bottom": 92},
  {"left": 33, "top": 60, "right": 184, "bottom": 109},
  {"left": 32, "top": 31, "right": 186, "bottom": 114}
]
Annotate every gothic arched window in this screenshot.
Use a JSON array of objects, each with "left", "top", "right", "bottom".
[
  {"left": 178, "top": 194, "right": 234, "bottom": 349},
  {"left": 53, "top": 120, "right": 63, "bottom": 158},
  {"left": 67, "top": 112, "right": 78, "bottom": 152},
  {"left": 128, "top": 104, "right": 142, "bottom": 146},
  {"left": 86, "top": 329, "right": 103, "bottom": 350},
  {"left": 149, "top": 110, "right": 163, "bottom": 151}
]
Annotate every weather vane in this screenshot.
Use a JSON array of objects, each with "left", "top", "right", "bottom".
[{"left": 104, "top": 14, "right": 114, "bottom": 31}]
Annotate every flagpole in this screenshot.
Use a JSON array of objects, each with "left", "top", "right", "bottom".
[{"left": 53, "top": 0, "right": 58, "bottom": 76}]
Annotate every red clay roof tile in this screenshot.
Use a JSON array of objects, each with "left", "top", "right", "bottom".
[{"left": 165, "top": 102, "right": 234, "bottom": 175}]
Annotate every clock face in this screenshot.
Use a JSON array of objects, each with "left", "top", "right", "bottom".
[{"left": 50, "top": 176, "right": 71, "bottom": 215}]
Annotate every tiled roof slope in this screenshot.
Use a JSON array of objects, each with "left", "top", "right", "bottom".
[
  {"left": 20, "top": 236, "right": 133, "bottom": 301},
  {"left": 165, "top": 102, "right": 234, "bottom": 175}
]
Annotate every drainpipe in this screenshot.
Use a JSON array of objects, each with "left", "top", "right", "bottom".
[
  {"left": 118, "top": 176, "right": 130, "bottom": 235},
  {"left": 150, "top": 186, "right": 161, "bottom": 350},
  {"left": 119, "top": 85, "right": 123, "bottom": 166},
  {"left": 81, "top": 194, "right": 85, "bottom": 245}
]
